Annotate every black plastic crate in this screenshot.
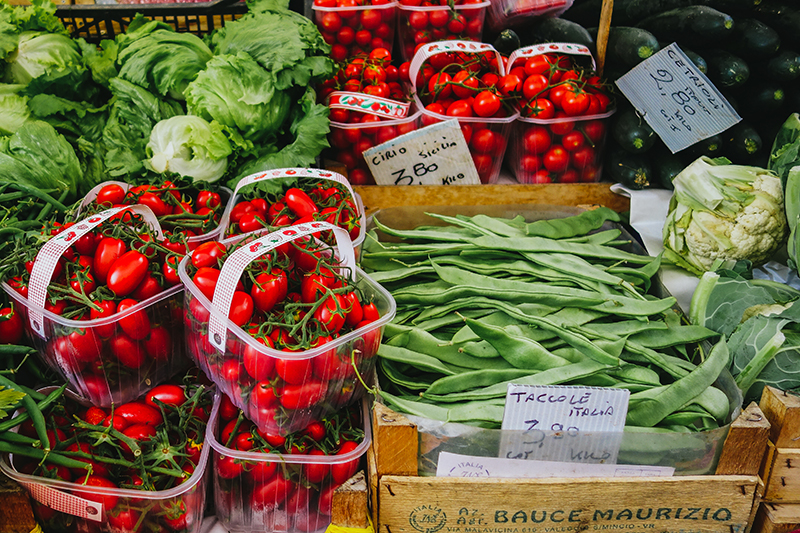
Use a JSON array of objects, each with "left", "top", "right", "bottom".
[{"left": 56, "top": 0, "right": 248, "bottom": 42}]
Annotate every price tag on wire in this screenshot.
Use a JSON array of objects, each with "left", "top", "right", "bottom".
[
  {"left": 363, "top": 119, "right": 481, "bottom": 186},
  {"left": 615, "top": 43, "right": 741, "bottom": 153}
]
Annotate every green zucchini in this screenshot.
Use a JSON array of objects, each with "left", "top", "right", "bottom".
[
  {"left": 606, "top": 148, "right": 653, "bottom": 190},
  {"left": 722, "top": 121, "right": 763, "bottom": 160},
  {"left": 752, "top": 2, "right": 800, "bottom": 48},
  {"left": 726, "top": 18, "right": 781, "bottom": 58},
  {"left": 525, "top": 17, "right": 594, "bottom": 49},
  {"left": 701, "top": 0, "right": 764, "bottom": 16},
  {"left": 735, "top": 80, "right": 786, "bottom": 117},
  {"left": 684, "top": 134, "right": 725, "bottom": 159},
  {"left": 612, "top": 109, "right": 657, "bottom": 154},
  {"left": 636, "top": 6, "right": 735, "bottom": 47},
  {"left": 592, "top": 27, "right": 660, "bottom": 70},
  {"left": 763, "top": 50, "right": 800, "bottom": 81},
  {"left": 702, "top": 49, "right": 750, "bottom": 88},
  {"left": 563, "top": 0, "right": 696, "bottom": 26},
  {"left": 492, "top": 29, "right": 521, "bottom": 57}
]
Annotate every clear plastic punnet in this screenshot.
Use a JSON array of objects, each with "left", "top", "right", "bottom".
[
  {"left": 396, "top": 1, "right": 489, "bottom": 62},
  {"left": 217, "top": 168, "right": 367, "bottom": 256},
  {"left": 208, "top": 393, "right": 372, "bottom": 533},
  {"left": 0, "top": 385, "right": 215, "bottom": 533},
  {"left": 179, "top": 221, "right": 396, "bottom": 436},
  {"left": 77, "top": 180, "right": 231, "bottom": 250},
  {"left": 312, "top": 0, "right": 398, "bottom": 60},
  {"left": 1, "top": 206, "right": 190, "bottom": 406}
]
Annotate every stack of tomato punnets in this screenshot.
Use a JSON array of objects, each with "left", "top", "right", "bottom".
[
  {"left": 220, "top": 169, "right": 365, "bottom": 253},
  {"left": 411, "top": 41, "right": 518, "bottom": 183},
  {"left": 80, "top": 181, "right": 228, "bottom": 250},
  {"left": 320, "top": 49, "right": 421, "bottom": 185},
  {"left": 312, "top": 0, "right": 397, "bottom": 62},
  {"left": 209, "top": 393, "right": 369, "bottom": 533},
  {"left": 0, "top": 380, "right": 214, "bottom": 533},
  {"left": 179, "top": 222, "right": 394, "bottom": 437},
  {"left": 1, "top": 206, "right": 193, "bottom": 406},
  {"left": 503, "top": 44, "right": 615, "bottom": 184},
  {"left": 396, "top": 0, "right": 490, "bottom": 62}
]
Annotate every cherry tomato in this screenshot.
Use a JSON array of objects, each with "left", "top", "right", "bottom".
[
  {"left": 582, "top": 120, "right": 607, "bottom": 143},
  {"left": 145, "top": 384, "right": 185, "bottom": 409},
  {"left": 543, "top": 145, "right": 570, "bottom": 173},
  {"left": 116, "top": 298, "right": 151, "bottom": 340},
  {"left": 275, "top": 357, "right": 312, "bottom": 385},
  {"left": 560, "top": 88, "right": 591, "bottom": 116},
  {"left": 143, "top": 326, "right": 171, "bottom": 361},
  {"left": 93, "top": 237, "right": 127, "bottom": 284},
  {"left": 472, "top": 90, "right": 501, "bottom": 118},
  {"left": 251, "top": 269, "right": 288, "bottom": 313},
  {"left": 561, "top": 130, "right": 586, "bottom": 151},
  {"left": 522, "top": 74, "right": 549, "bottom": 101},
  {"left": 469, "top": 128, "right": 498, "bottom": 154},
  {"left": 523, "top": 98, "right": 554, "bottom": 119},
  {"left": 571, "top": 145, "right": 597, "bottom": 170},
  {"left": 95, "top": 183, "right": 126, "bottom": 206},
  {"left": 109, "top": 332, "right": 147, "bottom": 369},
  {"left": 193, "top": 267, "right": 221, "bottom": 301},
  {"left": 74, "top": 476, "right": 119, "bottom": 511},
  {"left": 314, "top": 294, "right": 346, "bottom": 334},
  {"left": 251, "top": 474, "right": 293, "bottom": 510},
  {"left": 279, "top": 380, "right": 326, "bottom": 409},
  {"left": 304, "top": 448, "right": 330, "bottom": 483},
  {"left": 191, "top": 241, "right": 226, "bottom": 269},
  {"left": 331, "top": 440, "right": 361, "bottom": 483},
  {"left": 115, "top": 401, "right": 164, "bottom": 426},
  {"left": 0, "top": 306, "right": 23, "bottom": 344},
  {"left": 243, "top": 337, "right": 276, "bottom": 381},
  {"left": 106, "top": 251, "right": 149, "bottom": 297},
  {"left": 522, "top": 126, "right": 551, "bottom": 154}
]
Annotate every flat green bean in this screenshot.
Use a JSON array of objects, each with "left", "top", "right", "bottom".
[
  {"left": 377, "top": 344, "right": 459, "bottom": 376},
  {"left": 626, "top": 339, "right": 730, "bottom": 427},
  {"left": 425, "top": 368, "right": 536, "bottom": 395},
  {"left": 524, "top": 206, "right": 621, "bottom": 239},
  {"left": 388, "top": 328, "right": 514, "bottom": 370},
  {"left": 379, "top": 393, "right": 449, "bottom": 422},
  {"left": 466, "top": 214, "right": 527, "bottom": 237},
  {"left": 471, "top": 234, "right": 654, "bottom": 264},
  {"left": 379, "top": 359, "right": 437, "bottom": 391},
  {"left": 465, "top": 317, "right": 572, "bottom": 370},
  {"left": 628, "top": 325, "right": 719, "bottom": 349},
  {"left": 447, "top": 399, "right": 506, "bottom": 424},
  {"left": 372, "top": 217, "right": 480, "bottom": 241}
]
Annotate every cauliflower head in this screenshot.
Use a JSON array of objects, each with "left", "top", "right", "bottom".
[{"left": 663, "top": 157, "right": 788, "bottom": 275}]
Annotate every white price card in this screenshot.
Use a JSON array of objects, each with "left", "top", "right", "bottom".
[
  {"left": 436, "top": 452, "right": 675, "bottom": 479},
  {"left": 615, "top": 43, "right": 741, "bottom": 153},
  {"left": 363, "top": 119, "right": 481, "bottom": 186},
  {"left": 499, "top": 385, "right": 630, "bottom": 463}
]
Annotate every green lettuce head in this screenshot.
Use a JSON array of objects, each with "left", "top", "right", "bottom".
[{"left": 146, "top": 115, "right": 232, "bottom": 183}]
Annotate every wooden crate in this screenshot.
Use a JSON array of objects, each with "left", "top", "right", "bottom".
[
  {"left": 370, "top": 402, "right": 769, "bottom": 533},
  {"left": 352, "top": 183, "right": 630, "bottom": 216},
  {"left": 759, "top": 387, "right": 800, "bottom": 504},
  {"left": 751, "top": 503, "right": 800, "bottom": 533}
]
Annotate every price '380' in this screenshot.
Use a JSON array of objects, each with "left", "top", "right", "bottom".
[{"left": 392, "top": 162, "right": 439, "bottom": 185}]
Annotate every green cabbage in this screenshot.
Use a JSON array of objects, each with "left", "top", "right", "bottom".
[
  {"left": 0, "top": 83, "right": 29, "bottom": 135},
  {"left": 146, "top": 115, "right": 232, "bottom": 183},
  {"left": 185, "top": 52, "right": 291, "bottom": 144}
]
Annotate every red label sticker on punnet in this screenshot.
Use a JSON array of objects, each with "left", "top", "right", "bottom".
[
  {"left": 207, "top": 221, "right": 355, "bottom": 352},
  {"left": 27, "top": 205, "right": 164, "bottom": 338},
  {"left": 19, "top": 478, "right": 104, "bottom": 521},
  {"left": 507, "top": 42, "right": 596, "bottom": 72},
  {"left": 327, "top": 91, "right": 411, "bottom": 119}
]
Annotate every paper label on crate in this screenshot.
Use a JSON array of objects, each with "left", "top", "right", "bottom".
[
  {"left": 508, "top": 43, "right": 596, "bottom": 71},
  {"left": 499, "top": 385, "right": 629, "bottom": 463},
  {"left": 327, "top": 92, "right": 411, "bottom": 119},
  {"left": 207, "top": 222, "right": 353, "bottom": 352},
  {"left": 615, "top": 43, "right": 740, "bottom": 153},
  {"left": 26, "top": 205, "right": 163, "bottom": 339},
  {"left": 436, "top": 452, "right": 675, "bottom": 478},
  {"left": 20, "top": 480, "right": 104, "bottom": 521},
  {"left": 363, "top": 119, "right": 481, "bottom": 186}
]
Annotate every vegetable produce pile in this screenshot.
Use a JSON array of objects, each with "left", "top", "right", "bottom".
[
  {"left": 0, "top": 0, "right": 334, "bottom": 194},
  {"left": 182, "top": 225, "right": 388, "bottom": 435},
  {"left": 0, "top": 377, "right": 213, "bottom": 533},
  {"left": 363, "top": 207, "right": 733, "bottom": 432},
  {"left": 2, "top": 207, "right": 192, "bottom": 406},
  {"left": 212, "top": 395, "right": 365, "bottom": 531},
  {"left": 559, "top": 0, "right": 800, "bottom": 189}
]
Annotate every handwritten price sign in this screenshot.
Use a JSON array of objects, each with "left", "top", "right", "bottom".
[
  {"left": 615, "top": 43, "right": 740, "bottom": 153},
  {"left": 363, "top": 119, "right": 481, "bottom": 186}
]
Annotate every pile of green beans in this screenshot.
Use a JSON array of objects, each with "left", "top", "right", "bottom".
[{"left": 363, "top": 207, "right": 734, "bottom": 432}]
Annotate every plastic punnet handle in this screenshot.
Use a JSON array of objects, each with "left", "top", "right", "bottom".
[
  {"left": 507, "top": 43, "right": 597, "bottom": 72},
  {"left": 207, "top": 221, "right": 355, "bottom": 352},
  {"left": 27, "top": 205, "right": 164, "bottom": 338},
  {"left": 18, "top": 479, "right": 103, "bottom": 521},
  {"left": 327, "top": 91, "right": 411, "bottom": 119},
  {"left": 226, "top": 167, "right": 365, "bottom": 237},
  {"left": 409, "top": 40, "right": 505, "bottom": 98}
]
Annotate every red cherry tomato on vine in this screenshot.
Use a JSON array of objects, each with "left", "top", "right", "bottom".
[{"left": 106, "top": 251, "right": 149, "bottom": 297}]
